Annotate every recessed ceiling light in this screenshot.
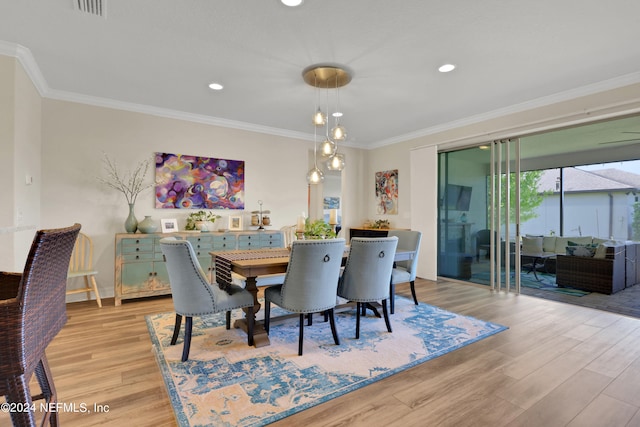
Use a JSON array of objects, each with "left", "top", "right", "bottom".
[
  {"left": 281, "top": 0, "right": 303, "bottom": 6},
  {"left": 438, "top": 64, "right": 456, "bottom": 73},
  {"left": 208, "top": 82, "right": 224, "bottom": 91},
  {"left": 479, "top": 145, "right": 490, "bottom": 150}
]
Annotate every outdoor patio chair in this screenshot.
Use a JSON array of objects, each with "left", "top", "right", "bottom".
[{"left": 0, "top": 223, "right": 81, "bottom": 427}]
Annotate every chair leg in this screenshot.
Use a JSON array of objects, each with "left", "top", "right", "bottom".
[
  {"left": 382, "top": 299, "right": 392, "bottom": 333},
  {"left": 328, "top": 308, "right": 340, "bottom": 346},
  {"left": 226, "top": 311, "right": 231, "bottom": 329},
  {"left": 181, "top": 316, "right": 193, "bottom": 362},
  {"left": 390, "top": 281, "right": 395, "bottom": 314},
  {"left": 410, "top": 280, "right": 418, "bottom": 305},
  {"left": 307, "top": 313, "right": 313, "bottom": 326},
  {"left": 247, "top": 307, "right": 254, "bottom": 346},
  {"left": 356, "top": 302, "right": 361, "bottom": 339},
  {"left": 35, "top": 355, "right": 60, "bottom": 427},
  {"left": 298, "top": 313, "right": 304, "bottom": 356},
  {"left": 7, "top": 375, "right": 37, "bottom": 427},
  {"left": 264, "top": 300, "right": 271, "bottom": 334},
  {"left": 89, "top": 275, "right": 102, "bottom": 308},
  {"left": 171, "top": 314, "right": 182, "bottom": 345}
]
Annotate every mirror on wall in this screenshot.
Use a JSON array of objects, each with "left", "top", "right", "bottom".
[{"left": 307, "top": 150, "right": 343, "bottom": 233}]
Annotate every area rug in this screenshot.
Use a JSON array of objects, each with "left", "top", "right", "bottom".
[
  {"left": 146, "top": 296, "right": 507, "bottom": 427},
  {"left": 471, "top": 271, "right": 590, "bottom": 297}
]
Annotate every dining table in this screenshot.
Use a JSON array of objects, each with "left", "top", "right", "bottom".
[{"left": 211, "top": 246, "right": 415, "bottom": 347}]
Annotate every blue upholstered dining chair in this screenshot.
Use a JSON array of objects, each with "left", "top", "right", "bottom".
[
  {"left": 337, "top": 237, "right": 398, "bottom": 339},
  {"left": 263, "top": 238, "right": 346, "bottom": 356},
  {"left": 388, "top": 230, "right": 422, "bottom": 311},
  {"left": 160, "top": 238, "right": 255, "bottom": 362}
]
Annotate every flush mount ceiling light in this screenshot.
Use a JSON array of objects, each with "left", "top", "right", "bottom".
[
  {"left": 438, "top": 63, "right": 456, "bottom": 73},
  {"left": 281, "top": 0, "right": 303, "bottom": 6},
  {"left": 208, "top": 82, "right": 224, "bottom": 90},
  {"left": 303, "top": 65, "right": 351, "bottom": 176}
]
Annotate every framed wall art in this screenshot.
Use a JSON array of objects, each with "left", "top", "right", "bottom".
[
  {"left": 228, "top": 215, "right": 243, "bottom": 231},
  {"left": 155, "top": 152, "right": 245, "bottom": 210},
  {"left": 375, "top": 169, "right": 398, "bottom": 215}
]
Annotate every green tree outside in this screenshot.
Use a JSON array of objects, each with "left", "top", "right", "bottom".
[{"left": 497, "top": 170, "right": 550, "bottom": 224}]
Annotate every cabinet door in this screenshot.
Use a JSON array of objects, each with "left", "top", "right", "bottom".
[
  {"left": 121, "top": 262, "right": 155, "bottom": 295},
  {"left": 152, "top": 261, "right": 171, "bottom": 290}
]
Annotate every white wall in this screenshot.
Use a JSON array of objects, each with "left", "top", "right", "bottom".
[
  {"left": 0, "top": 55, "right": 41, "bottom": 272},
  {"left": 526, "top": 192, "right": 632, "bottom": 239}
]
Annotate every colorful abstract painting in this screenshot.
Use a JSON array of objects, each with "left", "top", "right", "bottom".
[
  {"left": 375, "top": 169, "right": 398, "bottom": 214},
  {"left": 155, "top": 152, "right": 244, "bottom": 210}
]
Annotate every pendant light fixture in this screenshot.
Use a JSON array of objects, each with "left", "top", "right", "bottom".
[
  {"left": 302, "top": 64, "right": 351, "bottom": 179},
  {"left": 306, "top": 110, "right": 324, "bottom": 184}
]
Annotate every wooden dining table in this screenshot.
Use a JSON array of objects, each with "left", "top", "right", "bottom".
[{"left": 210, "top": 247, "right": 415, "bottom": 347}]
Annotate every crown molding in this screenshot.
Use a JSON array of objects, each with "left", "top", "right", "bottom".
[
  {"left": 369, "top": 71, "right": 640, "bottom": 149},
  {"left": 0, "top": 41, "right": 48, "bottom": 97},
  {"left": 46, "top": 88, "right": 315, "bottom": 142}
]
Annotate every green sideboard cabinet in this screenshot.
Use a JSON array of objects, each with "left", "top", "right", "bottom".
[{"left": 114, "top": 230, "right": 283, "bottom": 305}]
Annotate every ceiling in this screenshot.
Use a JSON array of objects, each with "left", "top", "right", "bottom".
[{"left": 1, "top": 0, "right": 640, "bottom": 149}]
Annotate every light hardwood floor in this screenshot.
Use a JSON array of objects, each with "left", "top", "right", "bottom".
[{"left": 3, "top": 279, "right": 640, "bottom": 426}]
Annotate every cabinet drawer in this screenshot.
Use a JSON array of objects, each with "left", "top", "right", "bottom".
[
  {"left": 238, "top": 234, "right": 259, "bottom": 243},
  {"left": 213, "top": 234, "right": 236, "bottom": 243},
  {"left": 121, "top": 242, "right": 154, "bottom": 254},
  {"left": 187, "top": 235, "right": 214, "bottom": 245},
  {"left": 123, "top": 252, "right": 155, "bottom": 262},
  {"left": 213, "top": 241, "right": 234, "bottom": 250},
  {"left": 122, "top": 237, "right": 154, "bottom": 246},
  {"left": 238, "top": 240, "right": 260, "bottom": 249},
  {"left": 260, "top": 233, "right": 283, "bottom": 247}
]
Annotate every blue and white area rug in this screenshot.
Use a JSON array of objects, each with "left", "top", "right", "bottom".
[{"left": 146, "top": 297, "right": 507, "bottom": 427}]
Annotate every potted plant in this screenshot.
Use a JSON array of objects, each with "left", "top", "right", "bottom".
[
  {"left": 304, "top": 219, "right": 336, "bottom": 239},
  {"left": 185, "top": 210, "right": 221, "bottom": 231}
]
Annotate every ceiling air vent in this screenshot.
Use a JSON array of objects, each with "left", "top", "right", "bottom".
[{"left": 74, "top": 0, "right": 106, "bottom": 18}]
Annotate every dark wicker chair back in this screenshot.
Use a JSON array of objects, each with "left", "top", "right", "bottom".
[{"left": 0, "top": 223, "right": 81, "bottom": 427}]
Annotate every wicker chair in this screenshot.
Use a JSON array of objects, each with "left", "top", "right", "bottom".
[{"left": 0, "top": 223, "right": 81, "bottom": 427}]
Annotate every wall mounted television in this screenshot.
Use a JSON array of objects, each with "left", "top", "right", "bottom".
[{"left": 445, "top": 184, "right": 472, "bottom": 211}]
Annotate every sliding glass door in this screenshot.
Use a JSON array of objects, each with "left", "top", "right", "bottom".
[{"left": 437, "top": 139, "right": 522, "bottom": 292}]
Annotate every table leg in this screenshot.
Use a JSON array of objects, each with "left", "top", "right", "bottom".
[
  {"left": 233, "top": 276, "right": 271, "bottom": 347},
  {"left": 532, "top": 257, "right": 540, "bottom": 281}
]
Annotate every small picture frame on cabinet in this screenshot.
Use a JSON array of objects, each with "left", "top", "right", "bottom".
[
  {"left": 161, "top": 218, "right": 178, "bottom": 233},
  {"left": 228, "top": 215, "right": 243, "bottom": 231}
]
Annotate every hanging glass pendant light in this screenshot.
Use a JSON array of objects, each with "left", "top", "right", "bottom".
[
  {"left": 327, "top": 153, "right": 345, "bottom": 171},
  {"left": 307, "top": 116, "right": 324, "bottom": 184},
  {"left": 330, "top": 123, "right": 347, "bottom": 141},
  {"left": 312, "top": 107, "right": 326, "bottom": 126},
  {"left": 320, "top": 138, "right": 337, "bottom": 157},
  {"left": 306, "top": 166, "right": 324, "bottom": 184}
]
